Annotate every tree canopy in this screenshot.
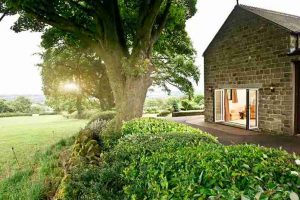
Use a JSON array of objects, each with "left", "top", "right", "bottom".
[
  {"left": 39, "top": 43, "right": 115, "bottom": 111},
  {"left": 0, "top": 0, "right": 199, "bottom": 130}
]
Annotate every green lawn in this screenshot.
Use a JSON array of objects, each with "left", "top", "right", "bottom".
[{"left": 0, "top": 115, "right": 88, "bottom": 179}]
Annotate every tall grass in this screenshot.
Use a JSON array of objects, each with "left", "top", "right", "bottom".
[{"left": 0, "top": 138, "right": 74, "bottom": 200}]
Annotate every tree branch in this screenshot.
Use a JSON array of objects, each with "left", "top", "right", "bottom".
[
  {"left": 151, "top": 0, "right": 172, "bottom": 43},
  {"left": 67, "top": 0, "right": 97, "bottom": 17},
  {"left": 23, "top": 5, "right": 95, "bottom": 40},
  {"left": 111, "top": 0, "right": 129, "bottom": 56},
  {"left": 139, "top": 0, "right": 164, "bottom": 37},
  {"left": 0, "top": 11, "right": 7, "bottom": 22},
  {"left": 132, "top": 0, "right": 165, "bottom": 58}
]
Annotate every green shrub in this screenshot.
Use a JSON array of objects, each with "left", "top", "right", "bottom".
[
  {"left": 62, "top": 165, "right": 116, "bottom": 200},
  {"left": 87, "top": 110, "right": 116, "bottom": 124},
  {"left": 181, "top": 99, "right": 193, "bottom": 110},
  {"left": 0, "top": 112, "right": 32, "bottom": 118},
  {"left": 181, "top": 99, "right": 202, "bottom": 110},
  {"left": 194, "top": 94, "right": 204, "bottom": 105},
  {"left": 123, "top": 144, "right": 300, "bottom": 199},
  {"left": 68, "top": 109, "right": 99, "bottom": 119},
  {"left": 157, "top": 110, "right": 171, "bottom": 117},
  {"left": 172, "top": 101, "right": 180, "bottom": 112},
  {"left": 62, "top": 133, "right": 218, "bottom": 200},
  {"left": 122, "top": 118, "right": 217, "bottom": 142},
  {"left": 144, "top": 107, "right": 159, "bottom": 114}
]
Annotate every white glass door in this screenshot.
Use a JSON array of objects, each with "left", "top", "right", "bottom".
[
  {"left": 248, "top": 89, "right": 258, "bottom": 130},
  {"left": 214, "top": 89, "right": 224, "bottom": 122}
]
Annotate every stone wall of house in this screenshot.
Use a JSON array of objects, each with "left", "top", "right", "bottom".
[{"left": 204, "top": 7, "right": 300, "bottom": 135}]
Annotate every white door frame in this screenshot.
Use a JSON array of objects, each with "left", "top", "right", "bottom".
[
  {"left": 247, "top": 89, "right": 259, "bottom": 130},
  {"left": 214, "top": 89, "right": 225, "bottom": 122}
]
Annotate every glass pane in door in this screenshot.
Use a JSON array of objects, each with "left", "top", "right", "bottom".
[
  {"left": 249, "top": 89, "right": 258, "bottom": 129},
  {"left": 214, "top": 90, "right": 224, "bottom": 122}
]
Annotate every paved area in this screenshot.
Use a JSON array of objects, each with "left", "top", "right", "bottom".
[{"left": 170, "top": 115, "right": 300, "bottom": 155}]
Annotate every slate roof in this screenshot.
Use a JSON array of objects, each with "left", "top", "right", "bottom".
[{"left": 239, "top": 5, "right": 300, "bottom": 33}]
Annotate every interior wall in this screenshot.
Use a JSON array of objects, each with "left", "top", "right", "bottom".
[{"left": 229, "top": 90, "right": 246, "bottom": 113}]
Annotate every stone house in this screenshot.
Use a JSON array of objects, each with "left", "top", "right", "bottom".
[{"left": 203, "top": 4, "right": 300, "bottom": 135}]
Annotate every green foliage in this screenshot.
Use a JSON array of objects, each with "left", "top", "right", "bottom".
[
  {"left": 194, "top": 94, "right": 204, "bottom": 105},
  {"left": 181, "top": 99, "right": 194, "bottom": 110},
  {"left": 0, "top": 97, "right": 33, "bottom": 114},
  {"left": 10, "top": 97, "right": 32, "bottom": 113},
  {"left": 0, "top": 137, "right": 75, "bottom": 200},
  {"left": 61, "top": 165, "right": 110, "bottom": 200},
  {"left": 0, "top": 112, "right": 32, "bottom": 118},
  {"left": 172, "top": 101, "right": 180, "bottom": 112},
  {"left": 40, "top": 45, "right": 115, "bottom": 111},
  {"left": 144, "top": 96, "right": 204, "bottom": 114},
  {"left": 122, "top": 118, "right": 217, "bottom": 141},
  {"left": 46, "top": 95, "right": 102, "bottom": 114},
  {"left": 88, "top": 111, "right": 116, "bottom": 124},
  {"left": 123, "top": 144, "right": 300, "bottom": 199},
  {"left": 52, "top": 118, "right": 299, "bottom": 200},
  {"left": 2, "top": 0, "right": 199, "bottom": 99},
  {"left": 68, "top": 129, "right": 102, "bottom": 169},
  {"left": 157, "top": 110, "right": 171, "bottom": 117},
  {"left": 0, "top": 99, "right": 13, "bottom": 113},
  {"left": 62, "top": 132, "right": 217, "bottom": 200}
]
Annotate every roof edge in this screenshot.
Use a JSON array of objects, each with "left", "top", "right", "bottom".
[
  {"left": 238, "top": 5, "right": 295, "bottom": 33},
  {"left": 203, "top": 4, "right": 294, "bottom": 57}
]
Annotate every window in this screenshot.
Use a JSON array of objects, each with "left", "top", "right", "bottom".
[{"left": 290, "top": 34, "right": 299, "bottom": 53}]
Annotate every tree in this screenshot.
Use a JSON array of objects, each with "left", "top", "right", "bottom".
[
  {"left": 10, "top": 97, "right": 32, "bottom": 113},
  {"left": 0, "top": 99, "right": 13, "bottom": 113},
  {"left": 1, "top": 0, "right": 198, "bottom": 131},
  {"left": 40, "top": 44, "right": 115, "bottom": 112}
]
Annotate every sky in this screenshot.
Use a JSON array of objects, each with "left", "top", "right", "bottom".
[{"left": 0, "top": 0, "right": 300, "bottom": 95}]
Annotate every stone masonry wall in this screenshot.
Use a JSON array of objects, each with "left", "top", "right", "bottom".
[{"left": 204, "top": 7, "right": 300, "bottom": 135}]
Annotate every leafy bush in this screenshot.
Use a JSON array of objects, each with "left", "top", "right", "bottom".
[
  {"left": 0, "top": 99, "right": 13, "bottom": 113},
  {"left": 144, "top": 107, "right": 159, "bottom": 114},
  {"left": 181, "top": 99, "right": 193, "bottom": 110},
  {"left": 0, "top": 113, "right": 32, "bottom": 118},
  {"left": 62, "top": 133, "right": 218, "bottom": 200},
  {"left": 86, "top": 119, "right": 109, "bottom": 134},
  {"left": 194, "top": 94, "right": 204, "bottom": 105},
  {"left": 89, "top": 110, "right": 116, "bottom": 122},
  {"left": 54, "top": 118, "right": 300, "bottom": 200},
  {"left": 122, "top": 118, "right": 217, "bottom": 140},
  {"left": 123, "top": 144, "right": 300, "bottom": 199},
  {"left": 62, "top": 165, "right": 113, "bottom": 200},
  {"left": 68, "top": 109, "right": 98, "bottom": 119},
  {"left": 157, "top": 110, "right": 171, "bottom": 117},
  {"left": 181, "top": 99, "right": 202, "bottom": 110},
  {"left": 0, "top": 112, "right": 57, "bottom": 118},
  {"left": 85, "top": 111, "right": 116, "bottom": 134},
  {"left": 172, "top": 101, "right": 180, "bottom": 112}
]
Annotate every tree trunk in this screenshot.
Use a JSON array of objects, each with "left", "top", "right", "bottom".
[
  {"left": 96, "top": 46, "right": 153, "bottom": 133},
  {"left": 113, "top": 76, "right": 152, "bottom": 131},
  {"left": 76, "top": 95, "right": 83, "bottom": 118}
]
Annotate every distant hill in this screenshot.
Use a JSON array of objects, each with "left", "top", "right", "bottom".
[{"left": 0, "top": 95, "right": 45, "bottom": 104}]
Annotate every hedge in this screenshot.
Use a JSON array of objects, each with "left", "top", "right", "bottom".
[
  {"left": 0, "top": 112, "right": 57, "bottom": 118},
  {"left": 56, "top": 118, "right": 300, "bottom": 200},
  {"left": 62, "top": 132, "right": 218, "bottom": 199},
  {"left": 122, "top": 118, "right": 218, "bottom": 143},
  {"left": 123, "top": 144, "right": 300, "bottom": 199}
]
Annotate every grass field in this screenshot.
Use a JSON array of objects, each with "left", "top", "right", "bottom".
[{"left": 0, "top": 115, "right": 88, "bottom": 179}]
